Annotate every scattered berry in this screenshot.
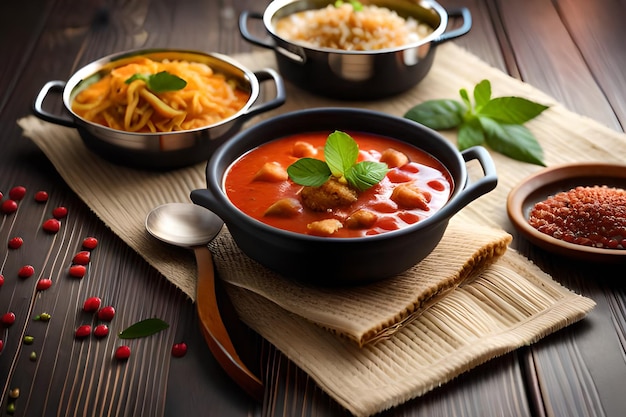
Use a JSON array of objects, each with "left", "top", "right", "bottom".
[
  {"left": 35, "top": 312, "right": 51, "bottom": 322},
  {"left": 83, "top": 296, "right": 102, "bottom": 312},
  {"left": 0, "top": 340, "right": 3, "bottom": 353},
  {"left": 8, "top": 237, "right": 23, "bottom": 249},
  {"left": 97, "top": 306, "right": 115, "bottom": 321},
  {"left": 9, "top": 186, "right": 26, "bottom": 201},
  {"left": 36, "top": 278, "right": 53, "bottom": 291},
  {"left": 171, "top": 342, "right": 188, "bottom": 358},
  {"left": 1, "top": 312, "right": 16, "bottom": 326},
  {"left": 82, "top": 237, "right": 98, "bottom": 250},
  {"left": 1, "top": 199, "right": 18, "bottom": 214},
  {"left": 94, "top": 324, "right": 109, "bottom": 338},
  {"left": 23, "top": 335, "right": 34, "bottom": 345},
  {"left": 75, "top": 325, "right": 91, "bottom": 339},
  {"left": 52, "top": 206, "right": 68, "bottom": 219},
  {"left": 8, "top": 388, "right": 19, "bottom": 399},
  {"left": 34, "top": 190, "right": 49, "bottom": 202},
  {"left": 115, "top": 345, "right": 131, "bottom": 360},
  {"left": 72, "top": 251, "right": 90, "bottom": 265},
  {"left": 29, "top": 351, "right": 37, "bottom": 361},
  {"left": 69, "top": 265, "right": 86, "bottom": 278},
  {"left": 42, "top": 218, "right": 60, "bottom": 233},
  {"left": 18, "top": 265, "right": 35, "bottom": 279},
  {"left": 0, "top": 275, "right": 4, "bottom": 287}
]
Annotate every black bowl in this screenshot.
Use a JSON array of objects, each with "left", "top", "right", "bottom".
[{"left": 191, "top": 108, "right": 496, "bottom": 285}]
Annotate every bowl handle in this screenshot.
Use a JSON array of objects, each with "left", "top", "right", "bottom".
[
  {"left": 191, "top": 189, "right": 229, "bottom": 222},
  {"left": 242, "top": 69, "right": 286, "bottom": 119},
  {"left": 440, "top": 146, "right": 498, "bottom": 218},
  {"left": 238, "top": 11, "right": 275, "bottom": 49},
  {"left": 433, "top": 8, "right": 472, "bottom": 45},
  {"left": 32, "top": 80, "right": 76, "bottom": 128}
]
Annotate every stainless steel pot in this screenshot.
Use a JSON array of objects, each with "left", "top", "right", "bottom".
[
  {"left": 239, "top": 0, "right": 471, "bottom": 100},
  {"left": 191, "top": 107, "right": 497, "bottom": 285},
  {"left": 33, "top": 49, "right": 286, "bottom": 170}
]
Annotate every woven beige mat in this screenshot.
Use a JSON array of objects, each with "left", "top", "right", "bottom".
[{"left": 18, "top": 42, "right": 610, "bottom": 415}]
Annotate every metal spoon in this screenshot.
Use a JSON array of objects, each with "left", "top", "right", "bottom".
[{"left": 145, "top": 203, "right": 263, "bottom": 401}]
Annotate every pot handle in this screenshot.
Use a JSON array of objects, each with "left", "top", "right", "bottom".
[
  {"left": 242, "top": 68, "right": 286, "bottom": 119},
  {"left": 433, "top": 8, "right": 472, "bottom": 45},
  {"left": 239, "top": 11, "right": 275, "bottom": 49},
  {"left": 32, "top": 80, "right": 76, "bottom": 128},
  {"left": 191, "top": 189, "right": 229, "bottom": 222},
  {"left": 439, "top": 146, "right": 497, "bottom": 218}
]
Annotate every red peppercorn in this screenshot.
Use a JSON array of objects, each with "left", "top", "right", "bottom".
[
  {"left": 93, "top": 324, "right": 109, "bottom": 338},
  {"left": 34, "top": 191, "right": 49, "bottom": 202},
  {"left": 0, "top": 274, "right": 4, "bottom": 287},
  {"left": 18, "top": 265, "right": 35, "bottom": 279},
  {"left": 42, "top": 218, "right": 61, "bottom": 233},
  {"left": 82, "top": 237, "right": 98, "bottom": 250},
  {"left": 72, "top": 251, "right": 90, "bottom": 265},
  {"left": 0, "top": 339, "right": 3, "bottom": 353},
  {"left": 37, "top": 278, "right": 52, "bottom": 291},
  {"left": 1, "top": 199, "right": 18, "bottom": 214},
  {"left": 52, "top": 206, "right": 68, "bottom": 219},
  {"left": 9, "top": 186, "right": 26, "bottom": 201},
  {"left": 69, "top": 265, "right": 86, "bottom": 278},
  {"left": 97, "top": 306, "right": 115, "bottom": 321},
  {"left": 83, "top": 296, "right": 102, "bottom": 312},
  {"left": 75, "top": 324, "right": 92, "bottom": 339},
  {"left": 1, "top": 312, "right": 16, "bottom": 326},
  {"left": 171, "top": 342, "right": 188, "bottom": 358},
  {"left": 36, "top": 278, "right": 53, "bottom": 291},
  {"left": 115, "top": 345, "right": 131, "bottom": 360},
  {"left": 8, "top": 237, "right": 23, "bottom": 249}
]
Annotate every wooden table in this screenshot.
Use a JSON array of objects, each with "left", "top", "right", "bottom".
[{"left": 1, "top": 1, "right": 625, "bottom": 416}]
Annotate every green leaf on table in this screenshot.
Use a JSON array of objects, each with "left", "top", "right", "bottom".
[
  {"left": 480, "top": 117, "right": 545, "bottom": 166},
  {"left": 479, "top": 97, "right": 549, "bottom": 124},
  {"left": 403, "top": 78, "right": 549, "bottom": 166},
  {"left": 119, "top": 318, "right": 170, "bottom": 339},
  {"left": 403, "top": 99, "right": 466, "bottom": 130}
]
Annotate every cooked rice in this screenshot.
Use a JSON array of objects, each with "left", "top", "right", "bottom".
[{"left": 275, "top": 3, "right": 433, "bottom": 51}]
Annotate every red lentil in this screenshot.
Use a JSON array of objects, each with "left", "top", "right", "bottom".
[
  {"left": 83, "top": 296, "right": 102, "bottom": 312},
  {"left": 0, "top": 274, "right": 4, "bottom": 287},
  {"left": 529, "top": 185, "right": 626, "bottom": 249},
  {"left": 93, "top": 324, "right": 109, "bottom": 338},
  {"left": 69, "top": 265, "right": 86, "bottom": 278},
  {"left": 8, "top": 237, "right": 23, "bottom": 249},
  {"left": 18, "top": 265, "right": 35, "bottom": 278},
  {"left": 1, "top": 199, "right": 18, "bottom": 214},
  {"left": 1, "top": 312, "right": 16, "bottom": 326},
  {"left": 171, "top": 342, "right": 188, "bottom": 358},
  {"left": 52, "top": 206, "right": 68, "bottom": 219},
  {"left": 75, "top": 325, "right": 92, "bottom": 339},
  {"left": 42, "top": 218, "right": 61, "bottom": 233},
  {"left": 97, "top": 306, "right": 115, "bottom": 321},
  {"left": 82, "top": 237, "right": 98, "bottom": 250},
  {"left": 8, "top": 186, "right": 26, "bottom": 201},
  {"left": 73, "top": 251, "right": 90, "bottom": 265},
  {"left": 34, "top": 191, "right": 49, "bottom": 202},
  {"left": 36, "top": 278, "right": 53, "bottom": 291},
  {"left": 115, "top": 345, "right": 131, "bottom": 360}
]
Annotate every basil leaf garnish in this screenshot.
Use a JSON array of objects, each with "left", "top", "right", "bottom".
[{"left": 125, "top": 71, "right": 187, "bottom": 93}]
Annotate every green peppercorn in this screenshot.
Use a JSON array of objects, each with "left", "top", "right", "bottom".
[
  {"left": 7, "top": 402, "right": 15, "bottom": 414},
  {"left": 29, "top": 351, "right": 37, "bottom": 361},
  {"left": 39, "top": 312, "right": 51, "bottom": 321},
  {"left": 23, "top": 335, "right": 34, "bottom": 345}
]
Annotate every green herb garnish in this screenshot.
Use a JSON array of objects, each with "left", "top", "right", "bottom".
[
  {"left": 335, "top": 0, "right": 363, "bottom": 11},
  {"left": 287, "top": 131, "right": 388, "bottom": 192},
  {"left": 118, "top": 318, "right": 169, "bottom": 339},
  {"left": 404, "top": 79, "right": 549, "bottom": 166},
  {"left": 125, "top": 71, "right": 187, "bottom": 93}
]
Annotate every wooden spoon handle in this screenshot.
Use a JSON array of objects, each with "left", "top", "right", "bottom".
[{"left": 194, "top": 246, "right": 264, "bottom": 401}]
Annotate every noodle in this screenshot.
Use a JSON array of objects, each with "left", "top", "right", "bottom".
[{"left": 72, "top": 57, "right": 250, "bottom": 133}]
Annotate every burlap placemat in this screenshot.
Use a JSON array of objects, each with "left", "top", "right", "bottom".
[{"left": 18, "top": 42, "right": 608, "bottom": 415}]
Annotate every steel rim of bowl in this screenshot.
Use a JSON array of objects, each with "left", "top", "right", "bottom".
[
  {"left": 62, "top": 48, "right": 262, "bottom": 137},
  {"left": 261, "top": 0, "right": 448, "bottom": 54}
]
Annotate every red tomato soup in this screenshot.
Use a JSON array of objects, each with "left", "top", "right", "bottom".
[{"left": 224, "top": 131, "right": 453, "bottom": 238}]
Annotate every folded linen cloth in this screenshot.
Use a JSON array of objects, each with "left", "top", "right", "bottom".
[{"left": 19, "top": 42, "right": 613, "bottom": 415}]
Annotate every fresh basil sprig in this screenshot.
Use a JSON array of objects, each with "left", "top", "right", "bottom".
[
  {"left": 125, "top": 71, "right": 187, "bottom": 93},
  {"left": 404, "top": 79, "right": 549, "bottom": 166},
  {"left": 287, "top": 131, "right": 388, "bottom": 192}
]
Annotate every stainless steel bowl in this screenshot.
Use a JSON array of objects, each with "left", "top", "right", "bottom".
[
  {"left": 33, "top": 49, "right": 286, "bottom": 169},
  {"left": 239, "top": 0, "right": 471, "bottom": 100},
  {"left": 191, "top": 107, "right": 497, "bottom": 285}
]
